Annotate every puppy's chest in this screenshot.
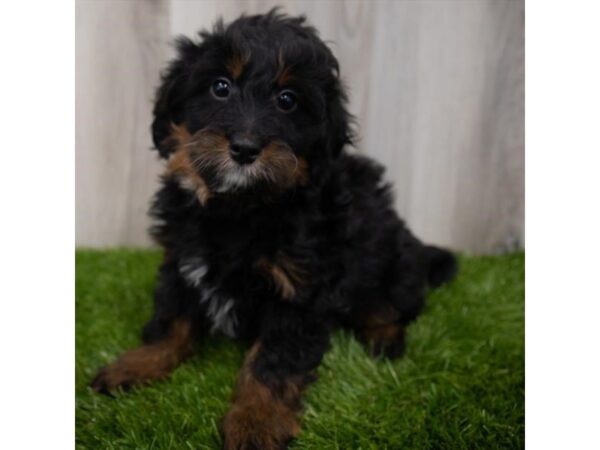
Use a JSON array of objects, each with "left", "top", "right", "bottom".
[{"left": 178, "top": 251, "right": 307, "bottom": 338}]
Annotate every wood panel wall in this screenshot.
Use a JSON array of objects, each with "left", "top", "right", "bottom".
[{"left": 76, "top": 0, "right": 524, "bottom": 253}]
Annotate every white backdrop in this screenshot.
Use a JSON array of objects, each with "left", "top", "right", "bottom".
[{"left": 76, "top": 0, "right": 524, "bottom": 254}]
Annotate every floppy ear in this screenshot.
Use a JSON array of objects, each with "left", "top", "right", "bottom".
[
  {"left": 315, "top": 44, "right": 354, "bottom": 158},
  {"left": 325, "top": 79, "right": 354, "bottom": 158},
  {"left": 151, "top": 37, "right": 201, "bottom": 158}
]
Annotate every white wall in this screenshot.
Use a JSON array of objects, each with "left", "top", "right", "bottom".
[{"left": 76, "top": 0, "right": 524, "bottom": 253}]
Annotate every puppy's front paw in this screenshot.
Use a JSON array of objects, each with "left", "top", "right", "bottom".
[
  {"left": 90, "top": 363, "right": 136, "bottom": 394},
  {"left": 222, "top": 403, "right": 299, "bottom": 450},
  {"left": 90, "top": 345, "right": 177, "bottom": 394}
]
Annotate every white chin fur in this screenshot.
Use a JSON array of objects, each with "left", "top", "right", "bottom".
[{"left": 215, "top": 164, "right": 261, "bottom": 193}]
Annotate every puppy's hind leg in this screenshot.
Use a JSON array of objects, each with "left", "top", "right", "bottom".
[
  {"left": 350, "top": 302, "right": 409, "bottom": 359},
  {"left": 355, "top": 243, "right": 458, "bottom": 359}
]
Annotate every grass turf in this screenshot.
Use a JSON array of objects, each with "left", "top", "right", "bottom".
[{"left": 76, "top": 250, "right": 524, "bottom": 449}]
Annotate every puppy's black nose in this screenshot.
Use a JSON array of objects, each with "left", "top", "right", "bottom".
[{"left": 229, "top": 136, "right": 262, "bottom": 165}]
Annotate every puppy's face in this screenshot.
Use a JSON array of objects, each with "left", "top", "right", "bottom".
[{"left": 152, "top": 12, "right": 351, "bottom": 198}]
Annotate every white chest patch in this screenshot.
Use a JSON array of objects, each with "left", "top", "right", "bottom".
[
  {"left": 178, "top": 257, "right": 239, "bottom": 338},
  {"left": 179, "top": 257, "right": 208, "bottom": 287}
]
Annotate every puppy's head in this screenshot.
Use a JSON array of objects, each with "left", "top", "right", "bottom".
[{"left": 152, "top": 10, "right": 352, "bottom": 199}]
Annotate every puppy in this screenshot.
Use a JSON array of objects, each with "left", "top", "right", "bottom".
[{"left": 91, "top": 10, "right": 457, "bottom": 450}]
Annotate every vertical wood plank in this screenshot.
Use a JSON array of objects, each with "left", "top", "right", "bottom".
[{"left": 76, "top": 0, "right": 169, "bottom": 247}]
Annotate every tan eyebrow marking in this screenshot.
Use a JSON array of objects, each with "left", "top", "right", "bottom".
[
  {"left": 276, "top": 50, "right": 294, "bottom": 86},
  {"left": 227, "top": 51, "right": 250, "bottom": 80}
]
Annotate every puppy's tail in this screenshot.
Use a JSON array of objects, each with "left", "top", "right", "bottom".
[{"left": 423, "top": 245, "right": 458, "bottom": 288}]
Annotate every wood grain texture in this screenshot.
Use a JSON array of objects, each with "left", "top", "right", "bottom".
[
  {"left": 76, "top": 0, "right": 524, "bottom": 253},
  {"left": 76, "top": 0, "right": 169, "bottom": 246}
]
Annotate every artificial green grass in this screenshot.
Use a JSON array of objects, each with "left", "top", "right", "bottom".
[{"left": 76, "top": 250, "right": 524, "bottom": 449}]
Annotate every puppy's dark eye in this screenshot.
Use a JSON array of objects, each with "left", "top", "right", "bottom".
[
  {"left": 211, "top": 78, "right": 231, "bottom": 99},
  {"left": 277, "top": 90, "right": 297, "bottom": 112}
]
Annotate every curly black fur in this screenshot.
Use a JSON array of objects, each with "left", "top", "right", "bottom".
[{"left": 92, "top": 10, "right": 457, "bottom": 449}]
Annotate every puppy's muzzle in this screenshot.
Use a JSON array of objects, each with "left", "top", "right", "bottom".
[{"left": 229, "top": 135, "right": 262, "bottom": 165}]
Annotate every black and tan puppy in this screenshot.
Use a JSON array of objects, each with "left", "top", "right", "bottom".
[{"left": 91, "top": 10, "right": 457, "bottom": 449}]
